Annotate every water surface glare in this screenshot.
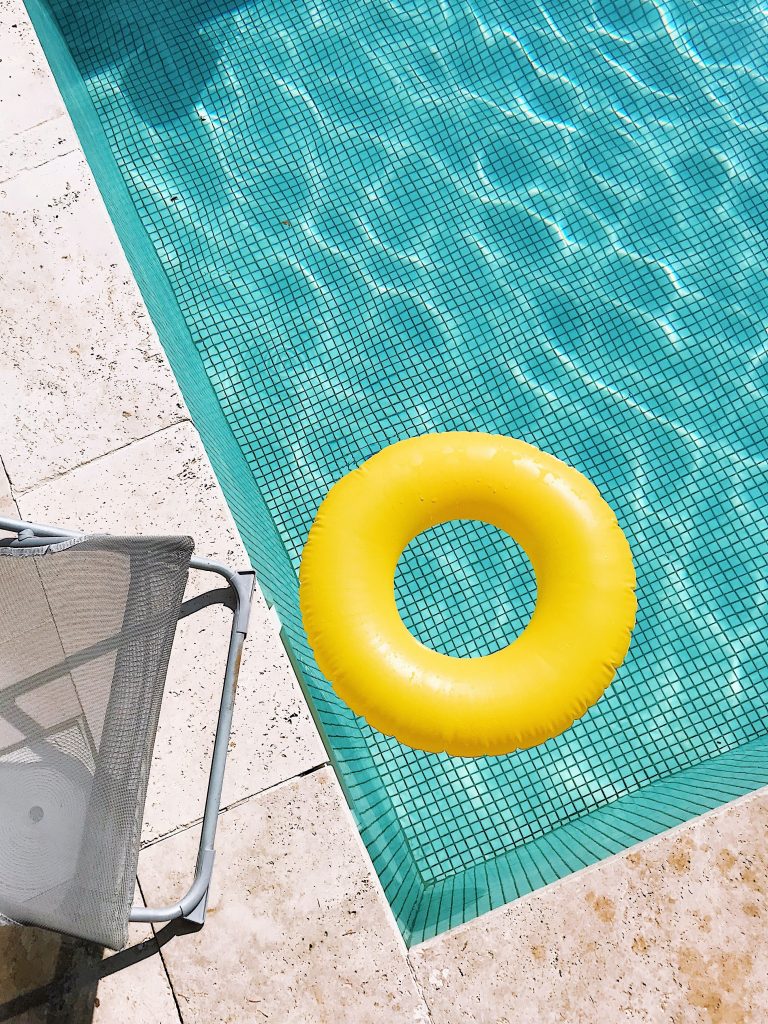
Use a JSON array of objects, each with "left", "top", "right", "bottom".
[{"left": 47, "top": 0, "right": 768, "bottom": 934}]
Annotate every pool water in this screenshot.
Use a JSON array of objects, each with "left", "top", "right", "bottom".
[{"left": 33, "top": 0, "right": 768, "bottom": 941}]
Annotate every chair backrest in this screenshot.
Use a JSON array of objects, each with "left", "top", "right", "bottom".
[{"left": 0, "top": 535, "right": 192, "bottom": 949}]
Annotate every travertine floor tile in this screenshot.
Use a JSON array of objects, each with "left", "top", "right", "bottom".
[
  {"left": 0, "top": 0, "right": 65, "bottom": 139},
  {"left": 409, "top": 790, "right": 768, "bottom": 1024},
  {"left": 139, "top": 768, "right": 430, "bottom": 1024},
  {"left": 0, "top": 113, "right": 77, "bottom": 182},
  {"left": 94, "top": 888, "right": 180, "bottom": 1024},
  {"left": 0, "top": 923, "right": 62, "bottom": 1022},
  {"left": 0, "top": 461, "right": 18, "bottom": 518},
  {"left": 0, "top": 890, "right": 179, "bottom": 1022},
  {"left": 0, "top": 149, "right": 186, "bottom": 491},
  {"left": 19, "top": 421, "right": 325, "bottom": 841}
]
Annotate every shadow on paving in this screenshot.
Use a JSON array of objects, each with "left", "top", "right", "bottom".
[{"left": 0, "top": 921, "right": 192, "bottom": 1022}]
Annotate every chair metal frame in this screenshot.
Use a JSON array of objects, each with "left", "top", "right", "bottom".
[{"left": 0, "top": 514, "right": 255, "bottom": 930}]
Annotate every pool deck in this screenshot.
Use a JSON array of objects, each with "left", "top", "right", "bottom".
[{"left": 2, "top": 1, "right": 768, "bottom": 1020}]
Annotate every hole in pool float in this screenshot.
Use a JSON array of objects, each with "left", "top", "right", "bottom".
[{"left": 395, "top": 519, "right": 537, "bottom": 658}]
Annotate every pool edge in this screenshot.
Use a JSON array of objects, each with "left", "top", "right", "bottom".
[{"left": 24, "top": 0, "right": 768, "bottom": 950}]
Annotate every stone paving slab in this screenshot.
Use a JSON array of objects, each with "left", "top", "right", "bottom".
[
  {"left": 0, "top": 460, "right": 18, "bottom": 518},
  {"left": 0, "top": 148, "right": 187, "bottom": 492},
  {"left": 0, "top": 112, "right": 77, "bottom": 182},
  {"left": 0, "top": 0, "right": 65, "bottom": 139},
  {"left": 139, "top": 768, "right": 430, "bottom": 1024},
  {"left": 0, "top": 924, "right": 62, "bottom": 1022},
  {"left": 0, "top": 888, "right": 180, "bottom": 1023},
  {"left": 19, "top": 420, "right": 326, "bottom": 842},
  {"left": 409, "top": 790, "right": 768, "bottom": 1024},
  {"left": 94, "top": 888, "right": 180, "bottom": 1024}
]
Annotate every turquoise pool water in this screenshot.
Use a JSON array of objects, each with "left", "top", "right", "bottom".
[{"left": 31, "top": 0, "right": 768, "bottom": 941}]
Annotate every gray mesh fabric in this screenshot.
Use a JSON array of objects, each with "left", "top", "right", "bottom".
[{"left": 0, "top": 535, "right": 192, "bottom": 949}]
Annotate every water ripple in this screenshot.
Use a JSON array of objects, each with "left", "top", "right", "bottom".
[{"left": 54, "top": 0, "right": 768, "bottom": 875}]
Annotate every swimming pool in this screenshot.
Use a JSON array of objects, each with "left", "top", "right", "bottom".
[{"left": 28, "top": 0, "right": 768, "bottom": 943}]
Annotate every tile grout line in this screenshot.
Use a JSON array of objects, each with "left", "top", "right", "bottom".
[
  {"left": 1, "top": 453, "right": 14, "bottom": 487},
  {"left": 0, "top": 453, "right": 21, "bottom": 517},
  {"left": 139, "top": 760, "right": 331, "bottom": 851},
  {"left": 15, "top": 416, "right": 192, "bottom": 499},
  {"left": 139, "top": 757, "right": 440, "bottom": 1021},
  {"left": 406, "top": 955, "right": 438, "bottom": 1024},
  {"left": 218, "top": 760, "right": 331, "bottom": 814},
  {"left": 3, "top": 111, "right": 69, "bottom": 139},
  {"left": 135, "top": 765, "right": 334, "bottom": 1020},
  {"left": 0, "top": 142, "right": 81, "bottom": 186},
  {"left": 136, "top": 876, "right": 186, "bottom": 1024},
  {"left": 327, "top": 778, "right": 438, "bottom": 1020}
]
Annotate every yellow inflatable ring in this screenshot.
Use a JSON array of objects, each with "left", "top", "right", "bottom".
[{"left": 299, "top": 433, "right": 636, "bottom": 757}]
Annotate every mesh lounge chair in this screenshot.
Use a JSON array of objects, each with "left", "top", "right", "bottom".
[{"left": 0, "top": 515, "right": 254, "bottom": 950}]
